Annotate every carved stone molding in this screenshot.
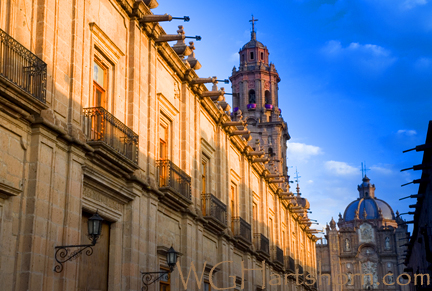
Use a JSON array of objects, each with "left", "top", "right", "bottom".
[
  {"left": 83, "top": 187, "right": 122, "bottom": 212},
  {"left": 0, "top": 181, "right": 22, "bottom": 199}
]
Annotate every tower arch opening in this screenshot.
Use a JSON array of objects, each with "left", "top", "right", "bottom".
[
  {"left": 265, "top": 90, "right": 271, "bottom": 105},
  {"left": 248, "top": 90, "right": 256, "bottom": 104}
]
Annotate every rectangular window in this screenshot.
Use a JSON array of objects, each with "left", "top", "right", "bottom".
[
  {"left": 159, "top": 120, "right": 169, "bottom": 188},
  {"left": 231, "top": 184, "right": 236, "bottom": 233},
  {"left": 253, "top": 202, "right": 258, "bottom": 233},
  {"left": 159, "top": 123, "right": 168, "bottom": 160},
  {"left": 282, "top": 230, "right": 285, "bottom": 250},
  {"left": 250, "top": 52, "right": 254, "bottom": 60},
  {"left": 202, "top": 158, "right": 207, "bottom": 194},
  {"left": 269, "top": 217, "right": 273, "bottom": 242},
  {"left": 261, "top": 52, "right": 264, "bottom": 60},
  {"left": 93, "top": 58, "right": 107, "bottom": 107}
]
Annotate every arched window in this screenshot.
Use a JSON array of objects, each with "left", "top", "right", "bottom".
[
  {"left": 242, "top": 54, "right": 245, "bottom": 62},
  {"left": 247, "top": 118, "right": 257, "bottom": 126},
  {"left": 265, "top": 91, "right": 271, "bottom": 104},
  {"left": 248, "top": 90, "right": 256, "bottom": 104},
  {"left": 261, "top": 52, "right": 264, "bottom": 60}
]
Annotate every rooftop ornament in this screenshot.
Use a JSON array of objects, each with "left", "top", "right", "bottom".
[
  {"left": 185, "top": 41, "right": 201, "bottom": 70},
  {"left": 172, "top": 26, "right": 193, "bottom": 58}
]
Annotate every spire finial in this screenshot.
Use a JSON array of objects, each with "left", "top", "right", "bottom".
[
  {"left": 249, "top": 15, "right": 258, "bottom": 40},
  {"left": 361, "top": 162, "right": 370, "bottom": 178},
  {"left": 294, "top": 167, "right": 301, "bottom": 196}
]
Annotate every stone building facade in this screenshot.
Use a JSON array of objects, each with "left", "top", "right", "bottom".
[
  {"left": 0, "top": 0, "right": 318, "bottom": 290},
  {"left": 402, "top": 120, "right": 432, "bottom": 291},
  {"left": 316, "top": 176, "right": 410, "bottom": 291}
]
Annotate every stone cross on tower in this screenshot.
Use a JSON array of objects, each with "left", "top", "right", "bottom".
[
  {"left": 249, "top": 15, "right": 258, "bottom": 32},
  {"left": 249, "top": 15, "right": 258, "bottom": 39},
  {"left": 361, "top": 162, "right": 370, "bottom": 178}
]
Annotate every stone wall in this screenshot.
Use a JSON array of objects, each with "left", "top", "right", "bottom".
[{"left": 0, "top": 0, "right": 317, "bottom": 290}]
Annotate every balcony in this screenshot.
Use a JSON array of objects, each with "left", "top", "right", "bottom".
[
  {"left": 232, "top": 217, "right": 252, "bottom": 245},
  {"left": 298, "top": 264, "right": 304, "bottom": 282},
  {"left": 0, "top": 28, "right": 47, "bottom": 104},
  {"left": 83, "top": 107, "right": 139, "bottom": 168},
  {"left": 202, "top": 193, "right": 227, "bottom": 232},
  {"left": 274, "top": 246, "right": 284, "bottom": 266},
  {"left": 254, "top": 233, "right": 270, "bottom": 257},
  {"left": 287, "top": 256, "right": 295, "bottom": 273},
  {"left": 157, "top": 160, "right": 192, "bottom": 207}
]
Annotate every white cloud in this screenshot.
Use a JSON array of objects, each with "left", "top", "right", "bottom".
[
  {"left": 307, "top": 180, "right": 314, "bottom": 184},
  {"left": 397, "top": 129, "right": 417, "bottom": 136},
  {"left": 402, "top": 0, "right": 427, "bottom": 9},
  {"left": 321, "top": 40, "right": 342, "bottom": 56},
  {"left": 321, "top": 40, "right": 396, "bottom": 71},
  {"left": 370, "top": 165, "right": 393, "bottom": 175},
  {"left": 415, "top": 57, "right": 432, "bottom": 69},
  {"left": 288, "top": 142, "right": 323, "bottom": 161},
  {"left": 324, "top": 161, "right": 358, "bottom": 176},
  {"left": 347, "top": 42, "right": 391, "bottom": 57}
]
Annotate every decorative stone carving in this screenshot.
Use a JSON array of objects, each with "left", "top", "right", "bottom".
[
  {"left": 358, "top": 223, "right": 374, "bottom": 243},
  {"left": 362, "top": 261, "right": 378, "bottom": 289},
  {"left": 330, "top": 217, "right": 336, "bottom": 230},
  {"left": 142, "top": 0, "right": 159, "bottom": 9},
  {"left": 345, "top": 238, "right": 351, "bottom": 251},
  {"left": 83, "top": 187, "right": 122, "bottom": 212},
  {"left": 385, "top": 236, "right": 390, "bottom": 250},
  {"left": 347, "top": 272, "right": 353, "bottom": 285}
]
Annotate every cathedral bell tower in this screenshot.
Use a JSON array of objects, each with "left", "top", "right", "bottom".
[{"left": 229, "top": 16, "right": 290, "bottom": 177}]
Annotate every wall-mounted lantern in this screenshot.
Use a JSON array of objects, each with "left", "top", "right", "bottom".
[
  {"left": 141, "top": 247, "right": 179, "bottom": 291},
  {"left": 54, "top": 211, "right": 103, "bottom": 273}
]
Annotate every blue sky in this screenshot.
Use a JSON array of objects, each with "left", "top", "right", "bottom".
[{"left": 154, "top": 0, "right": 431, "bottom": 232}]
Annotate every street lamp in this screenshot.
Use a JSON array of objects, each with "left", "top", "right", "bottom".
[
  {"left": 141, "top": 246, "right": 179, "bottom": 291},
  {"left": 54, "top": 211, "right": 104, "bottom": 273}
]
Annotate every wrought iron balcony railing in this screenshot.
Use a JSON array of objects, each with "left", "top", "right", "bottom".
[
  {"left": 157, "top": 160, "right": 191, "bottom": 200},
  {"left": 254, "top": 233, "right": 270, "bottom": 256},
  {"left": 275, "top": 246, "right": 284, "bottom": 265},
  {"left": 298, "top": 264, "right": 304, "bottom": 281},
  {"left": 0, "top": 28, "right": 47, "bottom": 103},
  {"left": 232, "top": 217, "right": 252, "bottom": 243},
  {"left": 83, "top": 107, "right": 139, "bottom": 164},
  {"left": 202, "top": 193, "right": 227, "bottom": 226},
  {"left": 287, "top": 256, "right": 295, "bottom": 272}
]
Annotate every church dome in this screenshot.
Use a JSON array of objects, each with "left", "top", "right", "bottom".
[
  {"left": 343, "top": 197, "right": 394, "bottom": 221},
  {"left": 343, "top": 176, "right": 395, "bottom": 221},
  {"left": 242, "top": 38, "right": 265, "bottom": 50}
]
